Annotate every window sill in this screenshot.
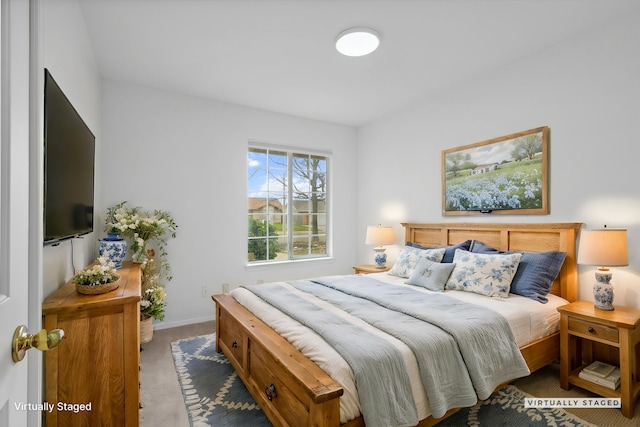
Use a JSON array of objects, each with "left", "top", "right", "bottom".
[{"left": 245, "top": 256, "right": 334, "bottom": 270}]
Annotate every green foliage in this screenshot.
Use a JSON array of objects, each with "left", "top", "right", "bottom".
[
  {"left": 248, "top": 218, "right": 281, "bottom": 260},
  {"left": 140, "top": 285, "right": 167, "bottom": 321},
  {"left": 510, "top": 133, "right": 543, "bottom": 161},
  {"left": 140, "top": 256, "right": 166, "bottom": 321},
  {"left": 445, "top": 152, "right": 473, "bottom": 177}
]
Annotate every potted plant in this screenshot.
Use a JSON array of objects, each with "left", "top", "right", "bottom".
[
  {"left": 139, "top": 252, "right": 167, "bottom": 343},
  {"left": 141, "top": 284, "right": 166, "bottom": 321},
  {"left": 72, "top": 256, "right": 120, "bottom": 295}
]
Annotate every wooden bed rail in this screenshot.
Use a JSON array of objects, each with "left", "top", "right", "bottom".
[{"left": 213, "top": 294, "right": 343, "bottom": 426}]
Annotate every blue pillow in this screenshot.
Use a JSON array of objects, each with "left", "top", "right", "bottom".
[
  {"left": 470, "top": 240, "right": 566, "bottom": 303},
  {"left": 469, "top": 240, "right": 501, "bottom": 254},
  {"left": 407, "top": 239, "right": 472, "bottom": 263}
]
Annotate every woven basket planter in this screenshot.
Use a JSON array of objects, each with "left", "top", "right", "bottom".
[
  {"left": 140, "top": 315, "right": 154, "bottom": 344},
  {"left": 76, "top": 275, "right": 121, "bottom": 295}
]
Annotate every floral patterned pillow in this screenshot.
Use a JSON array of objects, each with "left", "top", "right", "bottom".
[
  {"left": 388, "top": 246, "right": 446, "bottom": 278},
  {"left": 445, "top": 249, "right": 522, "bottom": 298}
]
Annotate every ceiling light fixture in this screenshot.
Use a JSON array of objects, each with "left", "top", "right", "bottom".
[{"left": 335, "top": 27, "right": 380, "bottom": 57}]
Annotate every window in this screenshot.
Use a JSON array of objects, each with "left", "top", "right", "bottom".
[{"left": 247, "top": 144, "right": 329, "bottom": 263}]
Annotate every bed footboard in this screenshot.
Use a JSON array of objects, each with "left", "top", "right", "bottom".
[{"left": 213, "top": 294, "right": 344, "bottom": 427}]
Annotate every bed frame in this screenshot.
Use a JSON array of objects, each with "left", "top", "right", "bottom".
[{"left": 213, "top": 222, "right": 582, "bottom": 427}]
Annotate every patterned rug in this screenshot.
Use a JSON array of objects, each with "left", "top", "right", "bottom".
[
  {"left": 171, "top": 334, "right": 272, "bottom": 427},
  {"left": 436, "top": 385, "right": 596, "bottom": 427},
  {"left": 172, "top": 334, "right": 595, "bottom": 427}
]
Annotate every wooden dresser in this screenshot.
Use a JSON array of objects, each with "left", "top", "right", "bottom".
[{"left": 43, "top": 261, "right": 141, "bottom": 427}]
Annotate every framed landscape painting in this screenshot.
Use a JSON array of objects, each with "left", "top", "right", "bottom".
[{"left": 442, "top": 126, "right": 549, "bottom": 216}]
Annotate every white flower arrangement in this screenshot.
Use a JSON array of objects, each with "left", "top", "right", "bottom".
[
  {"left": 73, "top": 256, "right": 119, "bottom": 286},
  {"left": 140, "top": 284, "right": 167, "bottom": 321},
  {"left": 105, "top": 202, "right": 177, "bottom": 322},
  {"left": 104, "top": 201, "right": 177, "bottom": 280}
]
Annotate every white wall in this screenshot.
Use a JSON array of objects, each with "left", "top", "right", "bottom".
[
  {"left": 43, "top": 1, "right": 640, "bottom": 324},
  {"left": 357, "top": 9, "right": 640, "bottom": 307},
  {"left": 42, "top": 0, "right": 102, "bottom": 298},
  {"left": 101, "top": 81, "right": 358, "bottom": 328}
]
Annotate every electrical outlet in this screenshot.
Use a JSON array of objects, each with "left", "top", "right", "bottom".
[
  {"left": 201, "top": 286, "right": 208, "bottom": 298},
  {"left": 222, "top": 283, "right": 229, "bottom": 294}
]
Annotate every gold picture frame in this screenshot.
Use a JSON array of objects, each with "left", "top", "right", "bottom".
[{"left": 442, "top": 126, "right": 549, "bottom": 216}]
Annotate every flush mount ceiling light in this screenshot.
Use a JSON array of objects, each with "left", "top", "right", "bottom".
[{"left": 335, "top": 27, "right": 380, "bottom": 57}]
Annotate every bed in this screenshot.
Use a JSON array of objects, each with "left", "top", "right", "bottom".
[{"left": 212, "top": 222, "right": 582, "bottom": 427}]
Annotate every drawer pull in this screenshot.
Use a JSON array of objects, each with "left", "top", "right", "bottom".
[
  {"left": 588, "top": 327, "right": 595, "bottom": 333},
  {"left": 265, "top": 384, "right": 277, "bottom": 401},
  {"left": 232, "top": 340, "right": 238, "bottom": 348}
]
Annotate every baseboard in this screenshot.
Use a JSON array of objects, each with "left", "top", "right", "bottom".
[{"left": 152, "top": 314, "right": 215, "bottom": 331}]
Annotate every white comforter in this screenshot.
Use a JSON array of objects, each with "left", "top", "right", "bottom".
[{"left": 231, "top": 272, "right": 568, "bottom": 424}]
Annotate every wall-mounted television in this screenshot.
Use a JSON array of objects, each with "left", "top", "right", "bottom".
[{"left": 43, "top": 69, "right": 95, "bottom": 245}]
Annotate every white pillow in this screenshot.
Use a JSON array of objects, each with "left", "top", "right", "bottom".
[
  {"left": 389, "top": 246, "right": 446, "bottom": 278},
  {"left": 445, "top": 249, "right": 522, "bottom": 298}
]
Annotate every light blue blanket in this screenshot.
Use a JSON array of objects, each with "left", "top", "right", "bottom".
[
  {"left": 242, "top": 275, "right": 530, "bottom": 426},
  {"left": 243, "top": 281, "right": 419, "bottom": 427}
]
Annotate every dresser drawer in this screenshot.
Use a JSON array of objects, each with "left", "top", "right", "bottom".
[
  {"left": 218, "top": 308, "right": 245, "bottom": 369},
  {"left": 568, "top": 317, "right": 619, "bottom": 343},
  {"left": 249, "top": 341, "right": 309, "bottom": 427}
]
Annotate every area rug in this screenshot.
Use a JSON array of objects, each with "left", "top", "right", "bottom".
[
  {"left": 172, "top": 334, "right": 596, "bottom": 427},
  {"left": 436, "top": 385, "right": 597, "bottom": 427},
  {"left": 171, "top": 334, "right": 272, "bottom": 427}
]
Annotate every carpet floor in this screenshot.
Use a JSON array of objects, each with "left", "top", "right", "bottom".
[{"left": 140, "top": 322, "right": 640, "bottom": 426}]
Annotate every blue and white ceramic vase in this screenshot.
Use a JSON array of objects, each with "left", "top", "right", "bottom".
[
  {"left": 99, "top": 233, "right": 127, "bottom": 269},
  {"left": 593, "top": 270, "right": 614, "bottom": 310}
]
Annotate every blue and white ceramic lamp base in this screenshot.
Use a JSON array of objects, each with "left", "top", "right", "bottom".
[
  {"left": 593, "top": 269, "right": 614, "bottom": 311},
  {"left": 373, "top": 247, "right": 387, "bottom": 269}
]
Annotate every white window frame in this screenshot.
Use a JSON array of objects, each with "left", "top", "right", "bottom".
[{"left": 247, "top": 141, "right": 331, "bottom": 264}]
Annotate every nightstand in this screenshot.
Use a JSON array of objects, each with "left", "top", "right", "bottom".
[
  {"left": 353, "top": 264, "right": 391, "bottom": 274},
  {"left": 557, "top": 300, "right": 640, "bottom": 418}
]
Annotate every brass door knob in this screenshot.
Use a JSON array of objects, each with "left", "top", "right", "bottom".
[{"left": 12, "top": 325, "right": 66, "bottom": 362}]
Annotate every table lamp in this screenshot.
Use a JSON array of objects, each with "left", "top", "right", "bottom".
[
  {"left": 577, "top": 228, "right": 628, "bottom": 310},
  {"left": 365, "top": 225, "right": 395, "bottom": 268}
]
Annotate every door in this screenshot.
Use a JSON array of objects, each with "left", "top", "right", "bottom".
[{"left": 0, "top": 0, "right": 36, "bottom": 426}]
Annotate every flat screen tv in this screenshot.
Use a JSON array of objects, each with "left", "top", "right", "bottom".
[{"left": 43, "top": 69, "right": 95, "bottom": 245}]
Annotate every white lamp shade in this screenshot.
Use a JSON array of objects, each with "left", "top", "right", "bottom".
[
  {"left": 365, "top": 226, "right": 395, "bottom": 246},
  {"left": 577, "top": 229, "right": 628, "bottom": 267}
]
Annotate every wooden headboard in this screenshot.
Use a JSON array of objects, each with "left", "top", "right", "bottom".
[{"left": 401, "top": 222, "right": 582, "bottom": 302}]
